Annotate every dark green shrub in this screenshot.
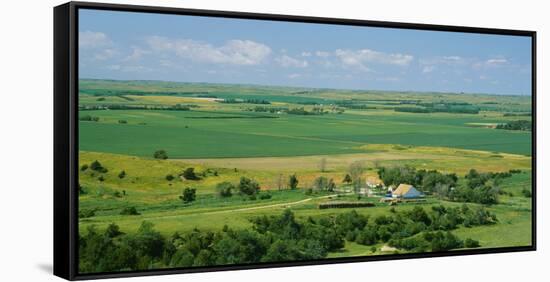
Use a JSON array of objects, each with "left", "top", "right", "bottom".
[
  {"left": 216, "top": 181, "right": 234, "bottom": 198},
  {"left": 180, "top": 188, "right": 196, "bottom": 203},
  {"left": 289, "top": 174, "right": 299, "bottom": 189},
  {"left": 90, "top": 160, "right": 108, "bottom": 173},
  {"left": 182, "top": 168, "right": 199, "bottom": 180},
  {"left": 120, "top": 207, "right": 140, "bottom": 215},
  {"left": 79, "top": 209, "right": 96, "bottom": 218},
  {"left": 238, "top": 177, "right": 260, "bottom": 195},
  {"left": 464, "top": 238, "right": 480, "bottom": 248},
  {"left": 153, "top": 150, "right": 168, "bottom": 160},
  {"left": 259, "top": 193, "right": 272, "bottom": 200}
]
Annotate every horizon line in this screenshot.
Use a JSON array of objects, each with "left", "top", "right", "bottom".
[{"left": 78, "top": 77, "right": 532, "bottom": 97}]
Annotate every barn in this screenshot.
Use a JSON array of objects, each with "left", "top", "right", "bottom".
[{"left": 392, "top": 184, "right": 422, "bottom": 199}]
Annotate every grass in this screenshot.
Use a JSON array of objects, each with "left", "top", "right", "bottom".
[
  {"left": 77, "top": 79, "right": 533, "bottom": 260},
  {"left": 79, "top": 107, "right": 532, "bottom": 158}
]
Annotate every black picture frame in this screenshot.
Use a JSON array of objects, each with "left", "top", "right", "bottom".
[{"left": 54, "top": 1, "right": 537, "bottom": 280}]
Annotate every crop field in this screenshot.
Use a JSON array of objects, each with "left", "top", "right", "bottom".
[{"left": 77, "top": 79, "right": 533, "bottom": 273}]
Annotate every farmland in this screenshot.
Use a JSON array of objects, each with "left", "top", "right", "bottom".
[{"left": 77, "top": 79, "right": 532, "bottom": 273}]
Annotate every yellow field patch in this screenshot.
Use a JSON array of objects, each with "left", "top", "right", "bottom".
[
  {"left": 176, "top": 144, "right": 531, "bottom": 175},
  {"left": 127, "top": 95, "right": 218, "bottom": 105}
]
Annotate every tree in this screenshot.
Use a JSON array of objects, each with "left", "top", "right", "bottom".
[
  {"left": 118, "top": 170, "right": 126, "bottom": 179},
  {"left": 313, "top": 176, "right": 328, "bottom": 191},
  {"left": 289, "top": 174, "right": 299, "bottom": 190},
  {"left": 182, "top": 168, "right": 199, "bottom": 180},
  {"left": 120, "top": 206, "right": 140, "bottom": 215},
  {"left": 170, "top": 249, "right": 194, "bottom": 267},
  {"left": 153, "top": 150, "right": 168, "bottom": 160},
  {"left": 348, "top": 161, "right": 364, "bottom": 194},
  {"left": 261, "top": 240, "right": 303, "bottom": 262},
  {"left": 464, "top": 238, "right": 480, "bottom": 248},
  {"left": 180, "top": 188, "right": 196, "bottom": 203},
  {"left": 238, "top": 177, "right": 260, "bottom": 195},
  {"left": 356, "top": 229, "right": 378, "bottom": 246},
  {"left": 132, "top": 221, "right": 165, "bottom": 259},
  {"left": 318, "top": 158, "right": 327, "bottom": 172},
  {"left": 424, "top": 231, "right": 463, "bottom": 251},
  {"left": 105, "top": 223, "right": 123, "bottom": 238},
  {"left": 275, "top": 174, "right": 284, "bottom": 191},
  {"left": 377, "top": 166, "right": 417, "bottom": 187},
  {"left": 327, "top": 178, "right": 336, "bottom": 192},
  {"left": 216, "top": 181, "right": 234, "bottom": 198},
  {"left": 343, "top": 174, "right": 352, "bottom": 184},
  {"left": 90, "top": 160, "right": 108, "bottom": 173},
  {"left": 165, "top": 174, "right": 175, "bottom": 181}
]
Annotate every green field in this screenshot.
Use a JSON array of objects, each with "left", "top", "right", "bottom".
[{"left": 77, "top": 79, "right": 533, "bottom": 273}]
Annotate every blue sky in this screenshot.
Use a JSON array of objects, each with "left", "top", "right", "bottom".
[{"left": 79, "top": 9, "right": 532, "bottom": 95}]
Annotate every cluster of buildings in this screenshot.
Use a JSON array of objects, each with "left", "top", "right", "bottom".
[{"left": 363, "top": 177, "right": 423, "bottom": 199}]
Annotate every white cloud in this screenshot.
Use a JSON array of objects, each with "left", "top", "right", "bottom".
[
  {"left": 315, "top": 51, "right": 330, "bottom": 58},
  {"left": 106, "top": 64, "right": 121, "bottom": 70},
  {"left": 472, "top": 57, "right": 509, "bottom": 69},
  {"left": 334, "top": 48, "right": 414, "bottom": 71},
  {"left": 419, "top": 55, "right": 469, "bottom": 75},
  {"left": 288, "top": 73, "right": 302, "bottom": 79},
  {"left": 419, "top": 56, "right": 466, "bottom": 66},
  {"left": 79, "top": 31, "right": 111, "bottom": 49},
  {"left": 124, "top": 46, "right": 150, "bottom": 61},
  {"left": 93, "top": 48, "right": 117, "bottom": 61},
  {"left": 146, "top": 36, "right": 271, "bottom": 66},
  {"left": 486, "top": 58, "right": 508, "bottom": 65},
  {"left": 301, "top": 52, "right": 312, "bottom": 57},
  {"left": 441, "top": 56, "right": 463, "bottom": 62},
  {"left": 276, "top": 55, "right": 308, "bottom": 68},
  {"left": 422, "top": 65, "right": 436, "bottom": 73}
]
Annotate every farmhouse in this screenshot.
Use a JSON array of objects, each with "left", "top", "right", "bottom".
[
  {"left": 392, "top": 184, "right": 422, "bottom": 199},
  {"left": 366, "top": 176, "right": 384, "bottom": 188}
]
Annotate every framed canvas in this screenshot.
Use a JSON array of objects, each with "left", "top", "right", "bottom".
[{"left": 54, "top": 1, "right": 536, "bottom": 280}]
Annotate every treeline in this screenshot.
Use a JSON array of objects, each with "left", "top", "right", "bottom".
[
  {"left": 287, "top": 107, "right": 328, "bottom": 115},
  {"left": 79, "top": 115, "right": 100, "bottom": 122},
  {"left": 79, "top": 104, "right": 196, "bottom": 111},
  {"left": 377, "top": 166, "right": 518, "bottom": 205},
  {"left": 79, "top": 208, "right": 491, "bottom": 273},
  {"left": 395, "top": 104, "right": 479, "bottom": 114},
  {"left": 496, "top": 120, "right": 532, "bottom": 131},
  {"left": 442, "top": 169, "right": 516, "bottom": 204},
  {"left": 218, "top": 98, "right": 271, "bottom": 104},
  {"left": 80, "top": 89, "right": 209, "bottom": 97},
  {"left": 333, "top": 100, "right": 375, "bottom": 110},
  {"left": 378, "top": 166, "right": 457, "bottom": 193},
  {"left": 250, "top": 106, "right": 288, "bottom": 113},
  {"left": 503, "top": 112, "right": 531, "bottom": 117},
  {"left": 251, "top": 106, "right": 338, "bottom": 115}
]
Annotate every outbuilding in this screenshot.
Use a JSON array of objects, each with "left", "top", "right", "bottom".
[{"left": 392, "top": 184, "right": 422, "bottom": 199}]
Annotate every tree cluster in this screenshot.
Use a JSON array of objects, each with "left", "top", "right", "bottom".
[
  {"left": 496, "top": 120, "right": 532, "bottom": 131},
  {"left": 79, "top": 206, "right": 493, "bottom": 273}
]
